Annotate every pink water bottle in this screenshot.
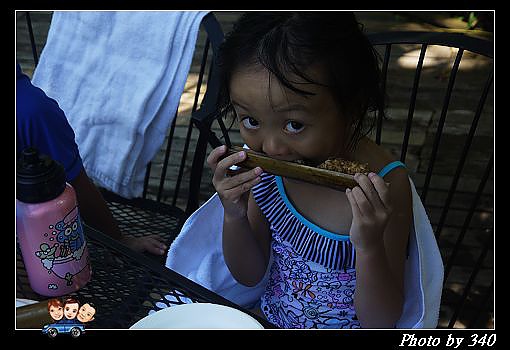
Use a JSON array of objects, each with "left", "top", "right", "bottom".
[{"left": 16, "top": 147, "right": 91, "bottom": 296}]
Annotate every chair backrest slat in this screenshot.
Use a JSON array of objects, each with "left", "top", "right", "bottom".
[
  {"left": 185, "top": 12, "right": 225, "bottom": 214},
  {"left": 142, "top": 161, "right": 152, "bottom": 199},
  {"left": 172, "top": 119, "right": 194, "bottom": 206},
  {"left": 217, "top": 117, "right": 232, "bottom": 148},
  {"left": 157, "top": 113, "right": 177, "bottom": 202},
  {"left": 401, "top": 44, "right": 427, "bottom": 162},
  {"left": 25, "top": 12, "right": 39, "bottom": 65},
  {"left": 421, "top": 48, "right": 465, "bottom": 202},
  {"left": 376, "top": 43, "right": 392, "bottom": 145},
  {"left": 169, "top": 37, "right": 211, "bottom": 206}
]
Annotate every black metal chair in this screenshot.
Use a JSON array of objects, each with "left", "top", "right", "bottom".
[
  {"left": 21, "top": 12, "right": 226, "bottom": 263},
  {"left": 366, "top": 31, "right": 493, "bottom": 329},
  {"left": 193, "top": 30, "right": 494, "bottom": 329}
]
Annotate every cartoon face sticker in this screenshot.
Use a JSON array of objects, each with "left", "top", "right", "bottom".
[
  {"left": 77, "top": 303, "right": 96, "bottom": 323},
  {"left": 47, "top": 298, "right": 64, "bottom": 321},
  {"left": 63, "top": 298, "right": 79, "bottom": 320}
]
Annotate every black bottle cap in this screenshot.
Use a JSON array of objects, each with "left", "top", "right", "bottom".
[{"left": 16, "top": 147, "right": 67, "bottom": 203}]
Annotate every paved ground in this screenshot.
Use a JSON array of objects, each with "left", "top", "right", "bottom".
[{"left": 16, "top": 11, "right": 494, "bottom": 329}]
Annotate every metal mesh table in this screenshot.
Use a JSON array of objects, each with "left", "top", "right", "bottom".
[{"left": 16, "top": 224, "right": 274, "bottom": 329}]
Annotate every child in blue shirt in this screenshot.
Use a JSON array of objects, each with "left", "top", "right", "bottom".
[{"left": 16, "top": 63, "right": 167, "bottom": 256}]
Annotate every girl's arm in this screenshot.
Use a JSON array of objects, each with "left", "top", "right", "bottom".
[
  {"left": 222, "top": 193, "right": 271, "bottom": 286},
  {"left": 207, "top": 146, "right": 271, "bottom": 287},
  {"left": 346, "top": 170, "right": 412, "bottom": 328}
]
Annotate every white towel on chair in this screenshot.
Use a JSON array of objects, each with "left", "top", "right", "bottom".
[
  {"left": 397, "top": 179, "right": 444, "bottom": 328},
  {"left": 165, "top": 194, "right": 270, "bottom": 309},
  {"left": 165, "top": 179, "right": 444, "bottom": 328},
  {"left": 31, "top": 11, "right": 208, "bottom": 198}
]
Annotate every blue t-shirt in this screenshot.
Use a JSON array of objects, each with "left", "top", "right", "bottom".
[{"left": 16, "top": 63, "right": 83, "bottom": 182}]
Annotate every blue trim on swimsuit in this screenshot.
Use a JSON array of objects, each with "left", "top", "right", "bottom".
[
  {"left": 275, "top": 176, "right": 350, "bottom": 241},
  {"left": 378, "top": 161, "right": 406, "bottom": 178},
  {"left": 274, "top": 160, "right": 407, "bottom": 241}
]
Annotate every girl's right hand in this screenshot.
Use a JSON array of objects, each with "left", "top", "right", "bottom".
[{"left": 207, "top": 145, "right": 263, "bottom": 220}]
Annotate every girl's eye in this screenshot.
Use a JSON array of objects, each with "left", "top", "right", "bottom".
[
  {"left": 241, "top": 117, "right": 260, "bottom": 130},
  {"left": 285, "top": 121, "right": 305, "bottom": 134}
]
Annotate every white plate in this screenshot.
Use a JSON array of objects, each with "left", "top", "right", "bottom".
[
  {"left": 130, "top": 303, "right": 264, "bottom": 329},
  {"left": 16, "top": 298, "right": 38, "bottom": 308}
]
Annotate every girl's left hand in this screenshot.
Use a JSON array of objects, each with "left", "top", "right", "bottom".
[{"left": 345, "top": 172, "right": 393, "bottom": 253}]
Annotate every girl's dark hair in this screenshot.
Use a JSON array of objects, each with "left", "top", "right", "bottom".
[{"left": 216, "top": 12, "right": 386, "bottom": 152}]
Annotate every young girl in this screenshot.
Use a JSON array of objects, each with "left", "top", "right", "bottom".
[{"left": 207, "top": 12, "right": 413, "bottom": 329}]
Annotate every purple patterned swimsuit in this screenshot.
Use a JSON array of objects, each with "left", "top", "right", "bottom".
[{"left": 252, "top": 173, "right": 360, "bottom": 329}]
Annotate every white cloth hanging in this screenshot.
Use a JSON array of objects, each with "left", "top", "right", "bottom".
[{"left": 32, "top": 11, "right": 209, "bottom": 198}]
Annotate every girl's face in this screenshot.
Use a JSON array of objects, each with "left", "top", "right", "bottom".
[{"left": 229, "top": 65, "right": 350, "bottom": 164}]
